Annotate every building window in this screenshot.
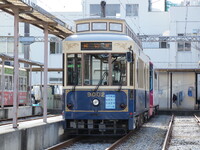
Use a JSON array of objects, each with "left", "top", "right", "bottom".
[
  {"left": 159, "top": 41, "right": 168, "bottom": 48},
  {"left": 177, "top": 34, "right": 191, "bottom": 51},
  {"left": 90, "top": 4, "right": 120, "bottom": 16},
  {"left": 50, "top": 42, "right": 62, "bottom": 54},
  {"left": 177, "top": 42, "right": 191, "bottom": 51},
  {"left": 126, "top": 4, "right": 139, "bottom": 16},
  {"left": 49, "top": 77, "right": 62, "bottom": 83}
]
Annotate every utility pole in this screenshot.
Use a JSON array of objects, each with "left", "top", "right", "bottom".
[{"left": 24, "top": 23, "right": 30, "bottom": 67}]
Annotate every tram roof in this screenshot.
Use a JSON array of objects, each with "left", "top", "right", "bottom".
[
  {"left": 0, "top": 0, "right": 73, "bottom": 39},
  {"left": 65, "top": 33, "right": 133, "bottom": 41},
  {"left": 0, "top": 53, "right": 43, "bottom": 67}
]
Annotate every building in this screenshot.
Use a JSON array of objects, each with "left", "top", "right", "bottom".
[{"left": 82, "top": 0, "right": 200, "bottom": 110}]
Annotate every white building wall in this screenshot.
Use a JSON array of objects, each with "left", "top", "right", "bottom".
[
  {"left": 0, "top": 10, "right": 82, "bottom": 85},
  {"left": 168, "top": 7, "right": 200, "bottom": 69},
  {"left": 82, "top": 0, "right": 169, "bottom": 35}
]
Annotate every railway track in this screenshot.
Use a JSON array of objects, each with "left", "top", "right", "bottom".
[
  {"left": 114, "top": 115, "right": 171, "bottom": 150},
  {"left": 47, "top": 115, "right": 171, "bottom": 150},
  {"left": 46, "top": 136, "right": 119, "bottom": 150},
  {"left": 162, "top": 114, "right": 200, "bottom": 150},
  {"left": 46, "top": 136, "right": 83, "bottom": 150}
]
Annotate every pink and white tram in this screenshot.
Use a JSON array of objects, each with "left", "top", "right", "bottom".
[{"left": 0, "top": 65, "right": 28, "bottom": 106}]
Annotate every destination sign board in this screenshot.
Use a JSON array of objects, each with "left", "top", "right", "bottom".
[{"left": 81, "top": 42, "right": 112, "bottom": 50}]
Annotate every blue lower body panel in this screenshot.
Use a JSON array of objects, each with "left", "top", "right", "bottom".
[
  {"left": 65, "top": 111, "right": 130, "bottom": 120},
  {"left": 64, "top": 111, "right": 134, "bottom": 135},
  {"left": 134, "top": 89, "right": 149, "bottom": 115}
]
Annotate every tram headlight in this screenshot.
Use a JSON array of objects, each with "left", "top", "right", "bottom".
[
  {"left": 92, "top": 99, "right": 100, "bottom": 106},
  {"left": 120, "top": 103, "right": 126, "bottom": 109}
]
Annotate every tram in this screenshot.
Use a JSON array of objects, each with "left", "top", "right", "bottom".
[
  {"left": 0, "top": 65, "right": 28, "bottom": 106},
  {"left": 62, "top": 17, "right": 154, "bottom": 135}
]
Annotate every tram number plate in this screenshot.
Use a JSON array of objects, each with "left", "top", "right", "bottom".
[{"left": 105, "top": 94, "right": 116, "bottom": 109}]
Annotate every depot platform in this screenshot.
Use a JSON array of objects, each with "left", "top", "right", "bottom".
[
  {"left": 0, "top": 115, "right": 65, "bottom": 150},
  {"left": 0, "top": 106, "right": 43, "bottom": 120}
]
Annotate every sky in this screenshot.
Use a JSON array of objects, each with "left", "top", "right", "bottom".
[{"left": 36, "top": 0, "right": 82, "bottom": 12}]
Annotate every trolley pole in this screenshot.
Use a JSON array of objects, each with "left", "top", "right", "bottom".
[
  {"left": 13, "top": 8, "right": 19, "bottom": 128},
  {"left": 101, "top": 1, "right": 106, "bottom": 18},
  {"left": 43, "top": 25, "right": 48, "bottom": 123}
]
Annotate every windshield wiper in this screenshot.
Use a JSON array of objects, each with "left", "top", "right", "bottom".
[
  {"left": 72, "top": 72, "right": 78, "bottom": 91},
  {"left": 118, "top": 78, "right": 123, "bottom": 92},
  {"left": 94, "top": 71, "right": 108, "bottom": 92}
]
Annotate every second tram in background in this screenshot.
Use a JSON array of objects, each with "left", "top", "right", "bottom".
[
  {"left": 62, "top": 17, "right": 158, "bottom": 135},
  {"left": 0, "top": 65, "right": 28, "bottom": 106}
]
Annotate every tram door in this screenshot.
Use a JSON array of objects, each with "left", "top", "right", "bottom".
[{"left": 196, "top": 74, "right": 200, "bottom": 109}]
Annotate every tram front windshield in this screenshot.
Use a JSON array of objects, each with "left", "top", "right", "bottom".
[{"left": 67, "top": 53, "right": 127, "bottom": 86}]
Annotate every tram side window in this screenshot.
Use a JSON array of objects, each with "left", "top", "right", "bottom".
[
  {"left": 5, "top": 76, "right": 9, "bottom": 90},
  {"left": 24, "top": 78, "right": 27, "bottom": 91},
  {"left": 150, "top": 65, "right": 153, "bottom": 91},
  {"left": 8, "top": 76, "right": 12, "bottom": 90},
  {"left": 19, "top": 77, "right": 23, "bottom": 91},
  {"left": 137, "top": 58, "right": 144, "bottom": 88},
  {"left": 67, "top": 54, "right": 82, "bottom": 85},
  {"left": 84, "top": 54, "right": 109, "bottom": 85},
  {"left": 5, "top": 76, "right": 12, "bottom": 90},
  {"left": 112, "top": 54, "right": 127, "bottom": 85},
  {"left": 130, "top": 61, "right": 134, "bottom": 86}
]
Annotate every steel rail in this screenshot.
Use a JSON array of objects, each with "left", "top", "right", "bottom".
[
  {"left": 162, "top": 114, "right": 174, "bottom": 150},
  {"left": 46, "top": 136, "right": 82, "bottom": 150},
  {"left": 105, "top": 131, "right": 135, "bottom": 150},
  {"left": 194, "top": 114, "right": 200, "bottom": 124}
]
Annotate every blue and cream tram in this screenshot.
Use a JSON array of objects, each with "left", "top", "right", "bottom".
[{"left": 62, "top": 18, "right": 151, "bottom": 135}]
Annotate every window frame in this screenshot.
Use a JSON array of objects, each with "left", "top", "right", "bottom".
[
  {"left": 66, "top": 53, "right": 82, "bottom": 86},
  {"left": 90, "top": 4, "right": 120, "bottom": 17},
  {"left": 65, "top": 53, "right": 129, "bottom": 87},
  {"left": 109, "top": 22, "right": 123, "bottom": 32},
  {"left": 126, "top": 4, "right": 139, "bottom": 17},
  {"left": 76, "top": 23, "right": 90, "bottom": 32},
  {"left": 92, "top": 22, "right": 107, "bottom": 31},
  {"left": 83, "top": 53, "right": 110, "bottom": 86}
]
